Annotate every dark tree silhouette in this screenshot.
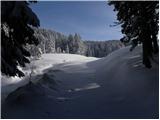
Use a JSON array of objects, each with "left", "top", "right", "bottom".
[
  {"left": 109, "top": 1, "right": 159, "bottom": 68},
  {"left": 1, "top": 1, "right": 40, "bottom": 77}
]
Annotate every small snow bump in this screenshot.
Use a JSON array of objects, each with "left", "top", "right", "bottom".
[{"left": 67, "top": 83, "right": 100, "bottom": 92}]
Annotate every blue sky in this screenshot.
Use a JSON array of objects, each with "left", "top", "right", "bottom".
[{"left": 30, "top": 1, "right": 123, "bottom": 41}]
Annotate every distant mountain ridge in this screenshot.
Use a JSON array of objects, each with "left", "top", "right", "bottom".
[{"left": 26, "top": 27, "right": 124, "bottom": 58}]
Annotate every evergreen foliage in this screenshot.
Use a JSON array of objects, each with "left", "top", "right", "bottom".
[
  {"left": 29, "top": 28, "right": 124, "bottom": 58},
  {"left": 1, "top": 1, "right": 40, "bottom": 77},
  {"left": 109, "top": 1, "right": 159, "bottom": 68}
]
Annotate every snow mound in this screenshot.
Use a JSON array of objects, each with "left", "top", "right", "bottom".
[{"left": 1, "top": 54, "right": 98, "bottom": 103}]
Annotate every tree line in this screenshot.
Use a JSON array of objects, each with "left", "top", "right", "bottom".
[{"left": 27, "top": 27, "right": 123, "bottom": 58}]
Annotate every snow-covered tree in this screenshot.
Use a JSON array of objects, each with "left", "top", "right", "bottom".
[
  {"left": 27, "top": 28, "right": 124, "bottom": 58},
  {"left": 68, "top": 34, "right": 75, "bottom": 53},
  {"left": 65, "top": 45, "right": 69, "bottom": 53},
  {"left": 27, "top": 28, "right": 56, "bottom": 57},
  {"left": 85, "top": 40, "right": 124, "bottom": 57},
  {"left": 109, "top": 1, "right": 159, "bottom": 68},
  {"left": 1, "top": 1, "right": 40, "bottom": 77}
]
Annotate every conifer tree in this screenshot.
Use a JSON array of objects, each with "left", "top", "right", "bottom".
[
  {"left": 109, "top": 1, "right": 159, "bottom": 68},
  {"left": 1, "top": 1, "right": 40, "bottom": 77}
]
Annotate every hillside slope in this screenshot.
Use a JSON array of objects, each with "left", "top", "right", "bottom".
[{"left": 2, "top": 46, "right": 158, "bottom": 118}]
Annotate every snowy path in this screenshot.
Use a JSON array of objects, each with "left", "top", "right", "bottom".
[{"left": 1, "top": 46, "right": 159, "bottom": 118}]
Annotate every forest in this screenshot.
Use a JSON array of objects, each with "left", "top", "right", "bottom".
[{"left": 27, "top": 27, "right": 124, "bottom": 58}]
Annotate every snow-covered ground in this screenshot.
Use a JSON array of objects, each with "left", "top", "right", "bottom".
[
  {"left": 1, "top": 54, "right": 98, "bottom": 102},
  {"left": 1, "top": 46, "right": 159, "bottom": 118}
]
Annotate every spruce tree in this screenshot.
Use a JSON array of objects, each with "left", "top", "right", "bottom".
[
  {"left": 1, "top": 1, "right": 40, "bottom": 77},
  {"left": 109, "top": 1, "right": 159, "bottom": 68}
]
